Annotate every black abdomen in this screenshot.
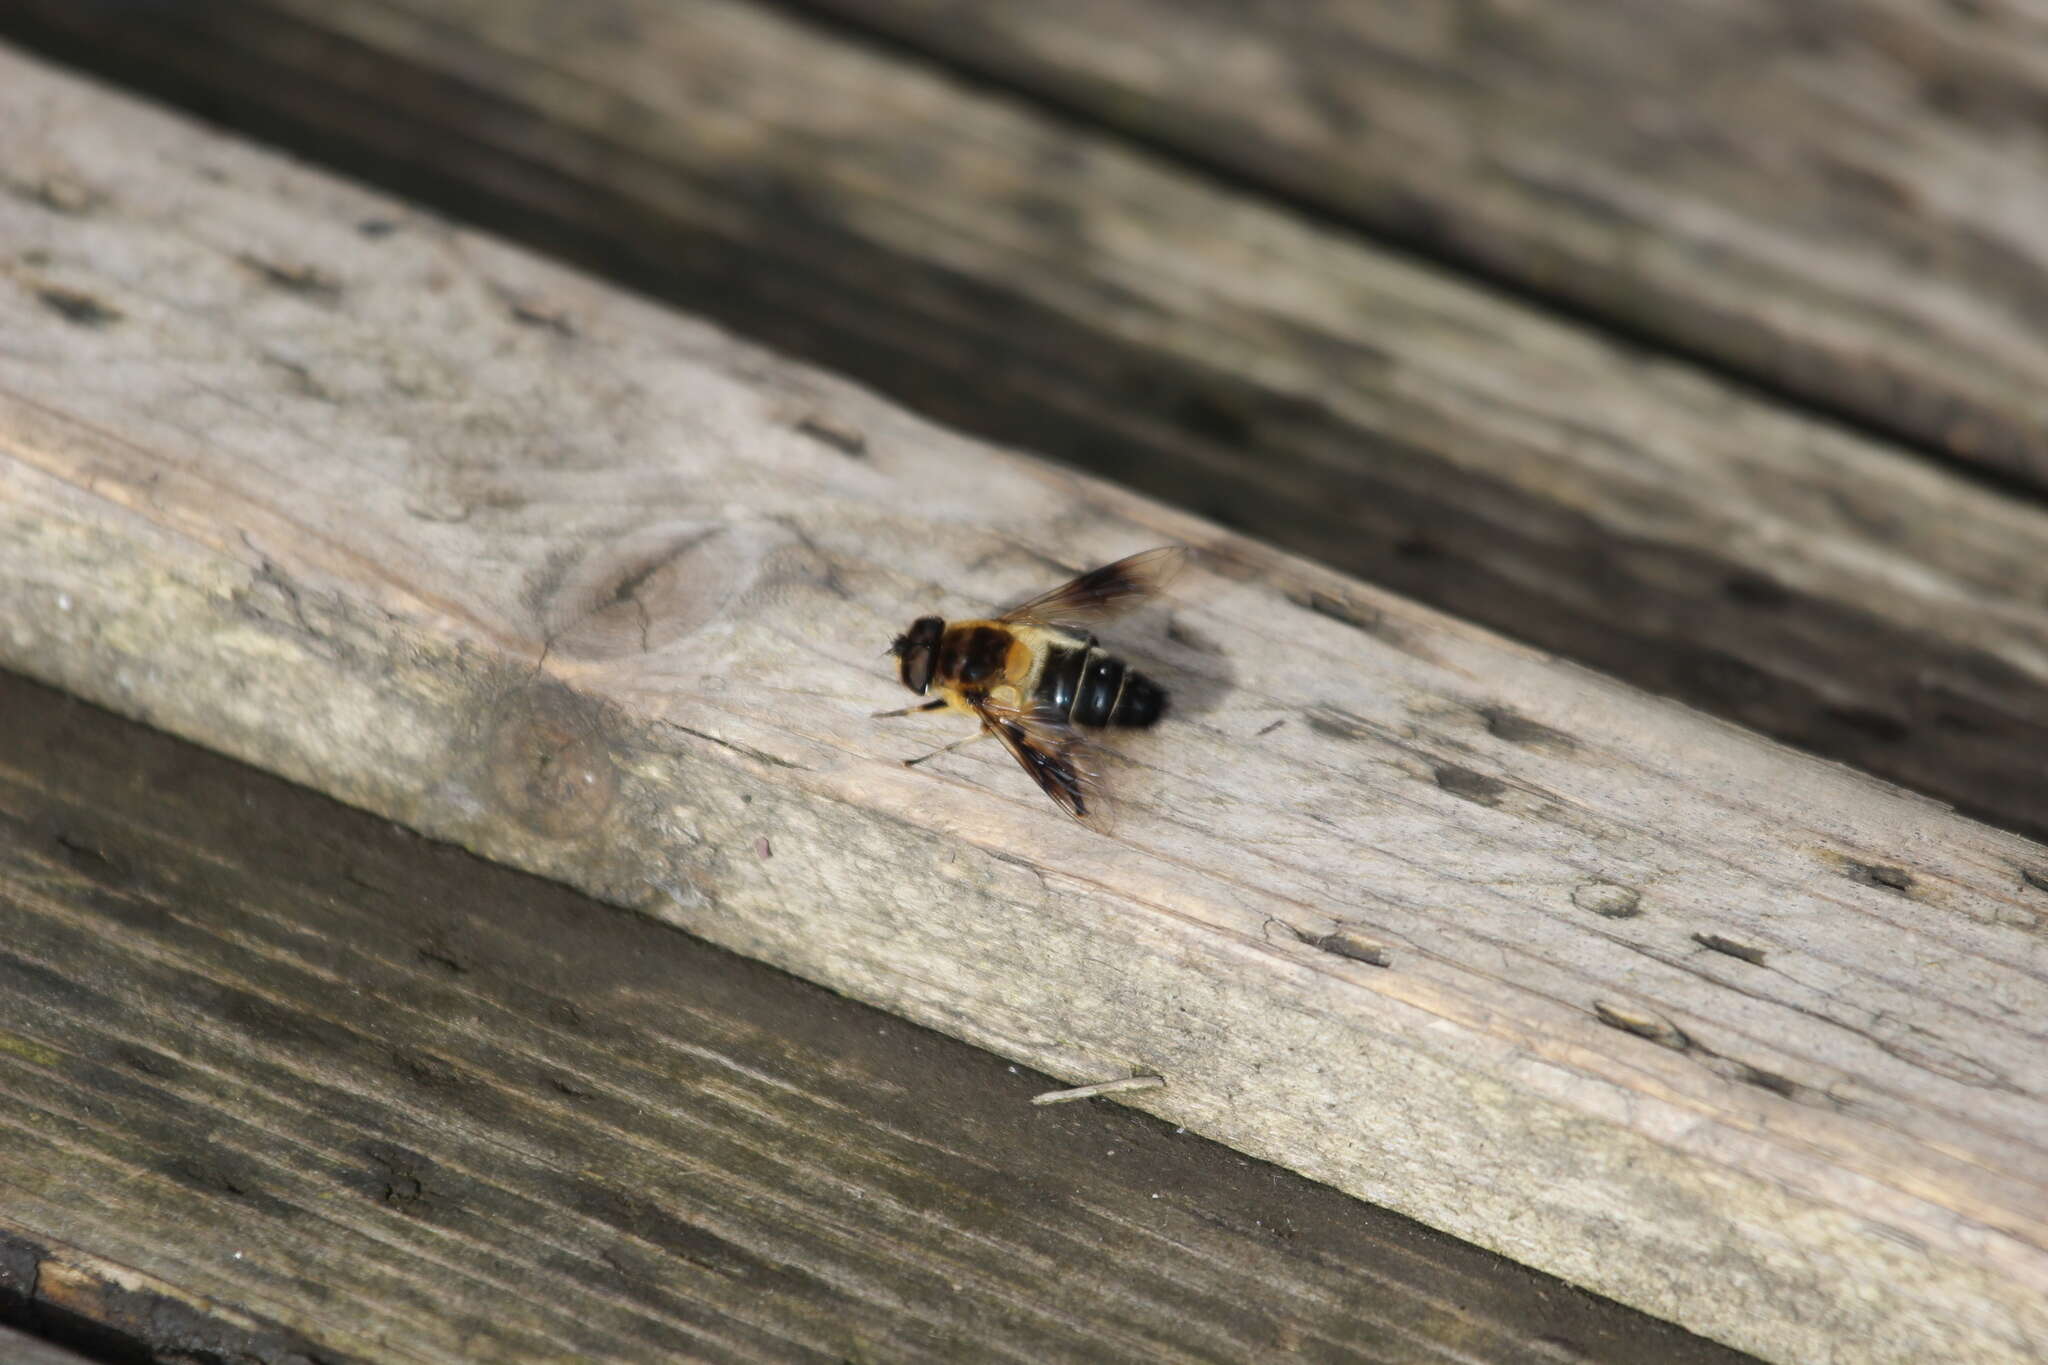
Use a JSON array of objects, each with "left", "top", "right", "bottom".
[{"left": 1037, "top": 645, "right": 1166, "bottom": 729}]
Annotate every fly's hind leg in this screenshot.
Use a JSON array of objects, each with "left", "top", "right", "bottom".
[{"left": 875, "top": 695, "right": 987, "bottom": 766}]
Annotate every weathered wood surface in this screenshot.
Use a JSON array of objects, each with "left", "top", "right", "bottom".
[
  {"left": 1, "top": 1234, "right": 337, "bottom": 1365},
  {"left": 0, "top": 673, "right": 1747, "bottom": 1364},
  {"left": 802, "top": 0, "right": 2048, "bottom": 492},
  {"left": 8, "top": 0, "right": 2048, "bottom": 849},
  {"left": 1, "top": 47, "right": 2046, "bottom": 1365},
  {"left": 0, "top": 1324, "right": 96, "bottom": 1365}
]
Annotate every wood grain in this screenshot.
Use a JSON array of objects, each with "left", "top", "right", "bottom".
[
  {"left": 6, "top": 0, "right": 2048, "bottom": 847},
  {"left": 0, "top": 1232, "right": 338, "bottom": 1365},
  {"left": 0, "top": 1324, "right": 97, "bottom": 1365},
  {"left": 4, "top": 675, "right": 1761, "bottom": 1365},
  {"left": 799, "top": 0, "right": 2048, "bottom": 491},
  {"left": 0, "top": 46, "right": 2045, "bottom": 1364},
  {"left": 0, "top": 669, "right": 1754, "bottom": 1365}
]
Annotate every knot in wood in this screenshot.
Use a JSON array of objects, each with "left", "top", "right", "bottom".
[{"left": 483, "top": 681, "right": 619, "bottom": 839}]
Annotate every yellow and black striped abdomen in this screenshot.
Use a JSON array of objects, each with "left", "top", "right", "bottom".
[{"left": 1034, "top": 639, "right": 1166, "bottom": 729}]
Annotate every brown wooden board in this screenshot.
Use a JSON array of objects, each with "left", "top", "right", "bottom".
[
  {"left": 5, "top": 0, "right": 2048, "bottom": 847},
  {"left": 2, "top": 48, "right": 2046, "bottom": 1362},
  {"left": 814, "top": 0, "right": 2048, "bottom": 493},
  {"left": 0, "top": 669, "right": 1756, "bottom": 1364}
]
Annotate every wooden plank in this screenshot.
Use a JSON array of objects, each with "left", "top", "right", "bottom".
[
  {"left": 809, "top": 0, "right": 2048, "bottom": 492},
  {"left": 0, "top": 45, "right": 2045, "bottom": 1364},
  {"left": 0, "top": 1324, "right": 98, "bottom": 1365},
  {"left": 6, "top": 2, "right": 2048, "bottom": 848},
  {"left": 0, "top": 1236, "right": 338, "bottom": 1365},
  {"left": 0, "top": 669, "right": 1755, "bottom": 1365}
]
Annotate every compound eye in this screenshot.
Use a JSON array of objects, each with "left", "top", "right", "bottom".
[{"left": 901, "top": 643, "right": 935, "bottom": 694}]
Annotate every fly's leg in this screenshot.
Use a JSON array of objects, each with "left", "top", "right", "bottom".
[
  {"left": 872, "top": 698, "right": 949, "bottom": 719},
  {"left": 903, "top": 728, "right": 994, "bottom": 768}
]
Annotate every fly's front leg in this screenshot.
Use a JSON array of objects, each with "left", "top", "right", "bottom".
[
  {"left": 903, "top": 727, "right": 994, "bottom": 768},
  {"left": 872, "top": 698, "right": 949, "bottom": 719}
]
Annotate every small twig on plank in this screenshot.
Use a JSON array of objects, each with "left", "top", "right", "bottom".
[{"left": 1032, "top": 1075, "right": 1166, "bottom": 1106}]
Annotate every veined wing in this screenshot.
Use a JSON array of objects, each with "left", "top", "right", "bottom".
[
  {"left": 997, "top": 547, "right": 1186, "bottom": 632},
  {"left": 972, "top": 695, "right": 1114, "bottom": 830}
]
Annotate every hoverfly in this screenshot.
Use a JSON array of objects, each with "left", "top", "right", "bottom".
[{"left": 878, "top": 547, "right": 1186, "bottom": 826}]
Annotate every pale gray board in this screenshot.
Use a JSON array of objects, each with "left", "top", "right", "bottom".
[
  {"left": 1, "top": 46, "right": 2045, "bottom": 1364},
  {"left": 3, "top": 0, "right": 2048, "bottom": 842}
]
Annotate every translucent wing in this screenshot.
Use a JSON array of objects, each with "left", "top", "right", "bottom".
[
  {"left": 971, "top": 695, "right": 1114, "bottom": 830},
  {"left": 997, "top": 547, "right": 1187, "bottom": 631}
]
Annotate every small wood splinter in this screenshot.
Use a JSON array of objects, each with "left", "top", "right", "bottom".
[{"left": 1030, "top": 1074, "right": 1166, "bottom": 1106}]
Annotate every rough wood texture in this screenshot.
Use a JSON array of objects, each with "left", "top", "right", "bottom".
[
  {"left": 1, "top": 1234, "right": 339, "bottom": 1365},
  {"left": 8, "top": 1, "right": 2048, "bottom": 848},
  {"left": 0, "top": 673, "right": 1745, "bottom": 1365},
  {"left": 802, "top": 0, "right": 2048, "bottom": 491},
  {"left": 1, "top": 48, "right": 2045, "bottom": 1364},
  {"left": 0, "top": 1324, "right": 96, "bottom": 1365}
]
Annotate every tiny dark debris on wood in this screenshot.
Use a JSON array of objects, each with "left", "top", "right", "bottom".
[
  {"left": 1692, "top": 933, "right": 1768, "bottom": 966},
  {"left": 1297, "top": 924, "right": 1393, "bottom": 968},
  {"left": 1593, "top": 1000, "right": 1692, "bottom": 1051},
  {"left": 1572, "top": 881, "right": 1642, "bottom": 918},
  {"left": 795, "top": 412, "right": 867, "bottom": 456},
  {"left": 235, "top": 252, "right": 343, "bottom": 302},
  {"left": 1479, "top": 706, "right": 1579, "bottom": 752},
  {"left": 1594, "top": 1001, "right": 1812, "bottom": 1106},
  {"left": 1433, "top": 763, "right": 1508, "bottom": 808},
  {"left": 33, "top": 285, "right": 120, "bottom": 327},
  {"left": 1846, "top": 860, "right": 1915, "bottom": 893}
]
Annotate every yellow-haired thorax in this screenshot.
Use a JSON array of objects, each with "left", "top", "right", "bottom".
[{"left": 928, "top": 619, "right": 1089, "bottom": 716}]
